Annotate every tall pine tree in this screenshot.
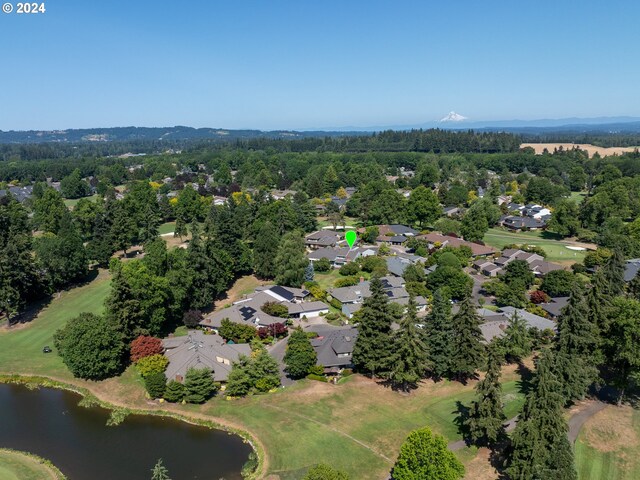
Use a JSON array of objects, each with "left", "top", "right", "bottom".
[
  {"left": 552, "top": 283, "right": 600, "bottom": 404},
  {"left": 388, "top": 295, "right": 429, "bottom": 391},
  {"left": 507, "top": 350, "right": 577, "bottom": 480},
  {"left": 467, "top": 346, "right": 506, "bottom": 446},
  {"left": 352, "top": 276, "right": 395, "bottom": 377},
  {"left": 426, "top": 289, "right": 454, "bottom": 380},
  {"left": 449, "top": 294, "right": 485, "bottom": 382},
  {"left": 253, "top": 221, "right": 280, "bottom": 280},
  {"left": 274, "top": 231, "right": 308, "bottom": 287}
]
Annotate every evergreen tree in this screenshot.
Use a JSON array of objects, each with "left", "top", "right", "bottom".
[
  {"left": 88, "top": 199, "right": 115, "bottom": 266},
  {"left": 253, "top": 221, "right": 280, "bottom": 280},
  {"left": 388, "top": 295, "right": 429, "bottom": 391},
  {"left": 304, "top": 261, "right": 315, "bottom": 283},
  {"left": 507, "top": 350, "right": 577, "bottom": 480},
  {"left": 274, "top": 231, "right": 308, "bottom": 287},
  {"left": 627, "top": 270, "right": 640, "bottom": 300},
  {"left": 250, "top": 345, "right": 281, "bottom": 392},
  {"left": 110, "top": 200, "right": 137, "bottom": 256},
  {"left": 552, "top": 283, "right": 600, "bottom": 404},
  {"left": 151, "top": 458, "right": 172, "bottom": 480},
  {"left": 449, "top": 295, "right": 485, "bottom": 381},
  {"left": 284, "top": 328, "right": 317, "bottom": 379},
  {"left": 33, "top": 187, "right": 68, "bottom": 234},
  {"left": 499, "top": 311, "right": 532, "bottom": 364},
  {"left": 426, "top": 290, "right": 454, "bottom": 379},
  {"left": 163, "top": 380, "right": 185, "bottom": 403},
  {"left": 467, "top": 346, "right": 506, "bottom": 446},
  {"left": 602, "top": 248, "right": 625, "bottom": 298},
  {"left": 144, "top": 372, "right": 167, "bottom": 399},
  {"left": 183, "top": 367, "right": 217, "bottom": 404},
  {"left": 392, "top": 426, "right": 465, "bottom": 480},
  {"left": 352, "top": 276, "right": 395, "bottom": 376},
  {"left": 60, "top": 168, "right": 90, "bottom": 199}
]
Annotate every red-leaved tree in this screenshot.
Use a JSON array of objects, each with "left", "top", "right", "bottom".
[
  {"left": 130, "top": 335, "right": 163, "bottom": 362},
  {"left": 530, "top": 290, "right": 550, "bottom": 304},
  {"left": 258, "top": 323, "right": 288, "bottom": 340}
]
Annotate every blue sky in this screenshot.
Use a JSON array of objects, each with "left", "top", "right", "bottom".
[{"left": 1, "top": 0, "right": 639, "bottom": 130}]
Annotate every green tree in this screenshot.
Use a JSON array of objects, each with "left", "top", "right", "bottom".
[
  {"left": 503, "top": 259, "right": 534, "bottom": 288},
  {"left": 144, "top": 372, "right": 167, "bottom": 399},
  {"left": 33, "top": 214, "right": 88, "bottom": 289},
  {"left": 54, "top": 313, "right": 125, "bottom": 380},
  {"left": 449, "top": 295, "right": 485, "bottom": 381},
  {"left": 284, "top": 328, "right": 318, "bottom": 379},
  {"left": 507, "top": 350, "right": 577, "bottom": 480},
  {"left": 183, "top": 367, "right": 217, "bottom": 404},
  {"left": 552, "top": 283, "right": 600, "bottom": 404},
  {"left": 163, "top": 380, "right": 185, "bottom": 403},
  {"left": 352, "top": 276, "right": 395, "bottom": 376},
  {"left": 142, "top": 237, "right": 168, "bottom": 277},
  {"left": 274, "top": 231, "right": 308, "bottom": 287},
  {"left": 498, "top": 311, "right": 532, "bottom": 363},
  {"left": 361, "top": 225, "right": 379, "bottom": 244},
  {"left": 388, "top": 296, "right": 429, "bottom": 391},
  {"left": 605, "top": 297, "right": 640, "bottom": 404},
  {"left": 303, "top": 464, "right": 349, "bottom": 480},
  {"left": 392, "top": 426, "right": 465, "bottom": 480},
  {"left": 72, "top": 197, "right": 101, "bottom": 240},
  {"left": 407, "top": 185, "right": 442, "bottom": 228},
  {"left": 136, "top": 354, "right": 169, "bottom": 377},
  {"left": 540, "top": 270, "right": 578, "bottom": 297},
  {"left": 151, "top": 458, "right": 172, "bottom": 480},
  {"left": 110, "top": 200, "right": 137, "bottom": 256},
  {"left": 60, "top": 168, "right": 90, "bottom": 199},
  {"left": 548, "top": 200, "right": 580, "bottom": 237},
  {"left": 467, "top": 346, "right": 506, "bottom": 446},
  {"left": 426, "top": 290, "right": 454, "bottom": 379},
  {"left": 253, "top": 221, "right": 280, "bottom": 280},
  {"left": 33, "top": 187, "right": 68, "bottom": 234}
]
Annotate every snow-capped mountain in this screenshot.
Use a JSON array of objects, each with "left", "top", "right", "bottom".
[{"left": 440, "top": 111, "right": 468, "bottom": 122}]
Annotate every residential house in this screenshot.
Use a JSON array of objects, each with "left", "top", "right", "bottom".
[
  {"left": 475, "top": 249, "right": 563, "bottom": 278},
  {"left": 270, "top": 189, "right": 297, "bottom": 200},
  {"left": 162, "top": 330, "right": 251, "bottom": 382},
  {"left": 539, "top": 297, "right": 570, "bottom": 319},
  {"left": 478, "top": 307, "right": 556, "bottom": 343},
  {"left": 307, "top": 246, "right": 363, "bottom": 267},
  {"left": 0, "top": 185, "right": 33, "bottom": 203},
  {"left": 417, "top": 232, "right": 497, "bottom": 257},
  {"left": 305, "top": 230, "right": 345, "bottom": 249},
  {"left": 624, "top": 258, "right": 640, "bottom": 282},
  {"left": 308, "top": 326, "right": 359, "bottom": 372},
  {"left": 443, "top": 206, "right": 461, "bottom": 217}
]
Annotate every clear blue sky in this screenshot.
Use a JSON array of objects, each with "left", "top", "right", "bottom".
[{"left": 1, "top": 0, "right": 639, "bottom": 130}]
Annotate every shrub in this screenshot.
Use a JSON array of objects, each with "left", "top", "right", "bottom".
[
  {"left": 257, "top": 322, "right": 287, "bottom": 340},
  {"left": 334, "top": 276, "right": 359, "bottom": 288},
  {"left": 339, "top": 262, "right": 360, "bottom": 276},
  {"left": 314, "top": 257, "right": 332, "bottom": 272},
  {"left": 307, "top": 373, "right": 328, "bottom": 382},
  {"left": 308, "top": 364, "right": 325, "bottom": 376},
  {"left": 130, "top": 335, "right": 163, "bottom": 362},
  {"left": 540, "top": 270, "right": 577, "bottom": 297},
  {"left": 136, "top": 354, "right": 169, "bottom": 378},
  {"left": 329, "top": 298, "right": 342, "bottom": 309},
  {"left": 182, "top": 309, "right": 203, "bottom": 328},
  {"left": 184, "top": 367, "right": 217, "bottom": 403},
  {"left": 219, "top": 318, "right": 258, "bottom": 343},
  {"left": 144, "top": 372, "right": 167, "bottom": 399},
  {"left": 261, "top": 302, "right": 289, "bottom": 318},
  {"left": 360, "top": 255, "right": 387, "bottom": 273},
  {"left": 342, "top": 368, "right": 353, "bottom": 377},
  {"left": 303, "top": 464, "right": 349, "bottom": 480},
  {"left": 163, "top": 380, "right": 185, "bottom": 402}
]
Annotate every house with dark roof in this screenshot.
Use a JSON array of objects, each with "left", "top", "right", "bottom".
[
  {"left": 501, "top": 215, "right": 548, "bottom": 231},
  {"left": 308, "top": 326, "right": 358, "bottom": 370},
  {"left": 477, "top": 307, "right": 556, "bottom": 343},
  {"left": 307, "top": 246, "right": 374, "bottom": 267},
  {"left": 0, "top": 185, "right": 34, "bottom": 203},
  {"left": 305, "top": 230, "right": 345, "bottom": 249},
  {"left": 287, "top": 301, "right": 330, "bottom": 318},
  {"left": 417, "top": 232, "right": 497, "bottom": 257},
  {"left": 624, "top": 259, "right": 640, "bottom": 282},
  {"left": 539, "top": 297, "right": 570, "bottom": 319},
  {"left": 162, "top": 330, "right": 251, "bottom": 382},
  {"left": 377, "top": 224, "right": 420, "bottom": 237}
]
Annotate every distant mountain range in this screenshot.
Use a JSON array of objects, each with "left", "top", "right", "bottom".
[{"left": 2, "top": 116, "right": 640, "bottom": 143}]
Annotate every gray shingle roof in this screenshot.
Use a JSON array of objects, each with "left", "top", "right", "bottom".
[{"left": 309, "top": 327, "right": 358, "bottom": 367}]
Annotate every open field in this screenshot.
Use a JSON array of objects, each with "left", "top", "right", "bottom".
[
  {"left": 0, "top": 273, "right": 531, "bottom": 479},
  {"left": 568, "top": 191, "right": 588, "bottom": 205},
  {"left": 521, "top": 143, "right": 639, "bottom": 158},
  {"left": 575, "top": 405, "right": 640, "bottom": 480},
  {"left": 63, "top": 194, "right": 99, "bottom": 209},
  {"left": 158, "top": 221, "right": 176, "bottom": 235},
  {"left": 483, "top": 228, "right": 589, "bottom": 264},
  {"left": 0, "top": 449, "right": 64, "bottom": 480}
]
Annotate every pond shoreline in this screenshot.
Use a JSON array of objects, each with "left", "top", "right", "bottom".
[
  {"left": 0, "top": 374, "right": 265, "bottom": 480},
  {"left": 0, "top": 448, "right": 67, "bottom": 480}
]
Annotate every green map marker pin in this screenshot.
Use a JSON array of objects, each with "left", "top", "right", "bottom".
[{"left": 345, "top": 230, "right": 357, "bottom": 249}]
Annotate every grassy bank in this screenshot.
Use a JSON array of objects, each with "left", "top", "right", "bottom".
[
  {"left": 0, "top": 271, "right": 531, "bottom": 479},
  {"left": 0, "top": 449, "right": 66, "bottom": 480}
]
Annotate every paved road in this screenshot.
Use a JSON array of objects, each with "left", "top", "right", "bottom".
[
  {"left": 448, "top": 399, "right": 606, "bottom": 451},
  {"left": 268, "top": 337, "right": 296, "bottom": 387}
]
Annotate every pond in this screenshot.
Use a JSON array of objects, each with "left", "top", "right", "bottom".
[{"left": 0, "top": 383, "right": 253, "bottom": 479}]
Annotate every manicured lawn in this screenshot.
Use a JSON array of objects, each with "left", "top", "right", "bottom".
[
  {"left": 483, "top": 228, "right": 586, "bottom": 264},
  {"left": 314, "top": 269, "right": 342, "bottom": 290},
  {"left": 568, "top": 191, "right": 588, "bottom": 205},
  {"left": 0, "top": 272, "right": 534, "bottom": 480},
  {"left": 316, "top": 216, "right": 359, "bottom": 229},
  {"left": 0, "top": 271, "right": 111, "bottom": 379},
  {"left": 575, "top": 405, "right": 640, "bottom": 480},
  {"left": 158, "top": 221, "right": 176, "bottom": 235},
  {"left": 63, "top": 194, "right": 98, "bottom": 209},
  {"left": 0, "top": 449, "right": 63, "bottom": 480}
]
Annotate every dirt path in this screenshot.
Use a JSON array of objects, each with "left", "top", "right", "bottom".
[{"left": 448, "top": 399, "right": 605, "bottom": 451}]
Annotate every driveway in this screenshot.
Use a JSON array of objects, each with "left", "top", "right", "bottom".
[{"left": 267, "top": 337, "right": 296, "bottom": 387}]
